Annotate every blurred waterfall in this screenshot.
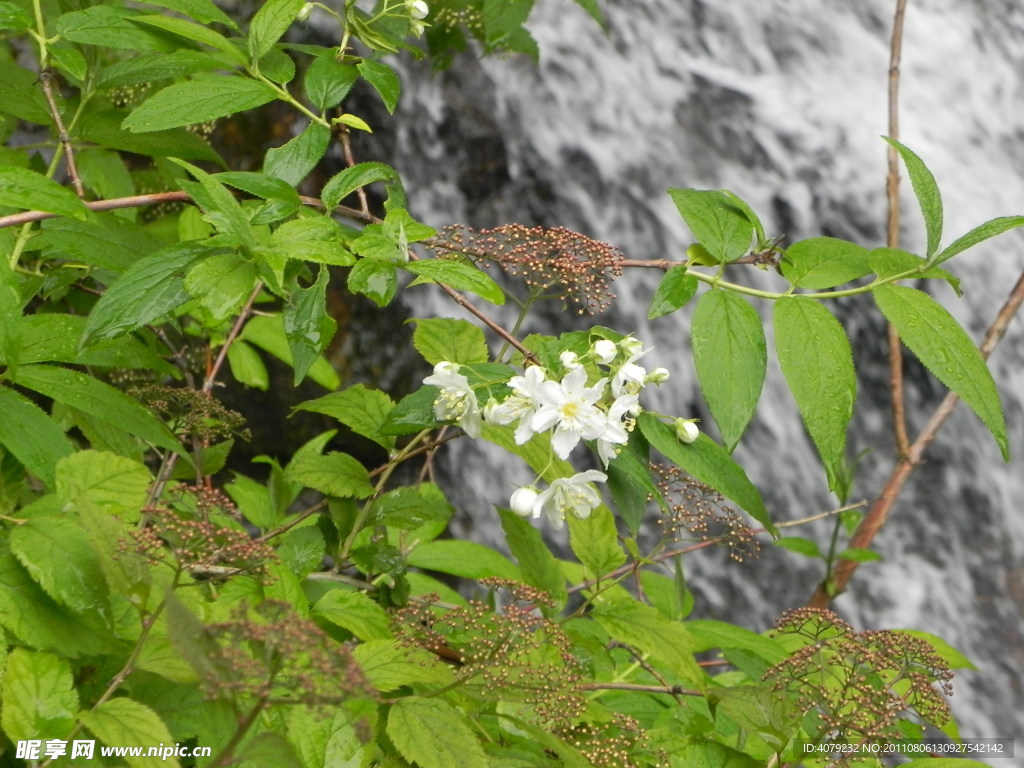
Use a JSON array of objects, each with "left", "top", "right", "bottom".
[{"left": 359, "top": 0, "right": 1024, "bottom": 740}]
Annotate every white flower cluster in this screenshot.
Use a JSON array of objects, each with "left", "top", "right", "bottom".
[
  {"left": 423, "top": 336, "right": 691, "bottom": 529},
  {"left": 406, "top": 0, "right": 428, "bottom": 36}
]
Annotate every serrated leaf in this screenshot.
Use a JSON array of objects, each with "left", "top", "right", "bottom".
[
  {"left": 249, "top": 0, "right": 304, "bottom": 61},
  {"left": 265, "top": 122, "right": 331, "bottom": 186},
  {"left": 0, "top": 386, "right": 74, "bottom": 487},
  {"left": 387, "top": 697, "right": 488, "bottom": 768},
  {"left": 353, "top": 639, "right": 455, "bottom": 691},
  {"left": 123, "top": 76, "right": 277, "bottom": 133},
  {"left": 80, "top": 698, "right": 180, "bottom": 768},
  {"left": 75, "top": 110, "right": 223, "bottom": 164},
  {"left": 638, "top": 413, "right": 775, "bottom": 535},
  {"left": 226, "top": 340, "right": 270, "bottom": 390},
  {"left": 136, "top": 0, "right": 237, "bottom": 26},
  {"left": 930, "top": 215, "right": 1024, "bottom": 267},
  {"left": 780, "top": 237, "right": 872, "bottom": 289},
  {"left": 649, "top": 264, "right": 698, "bottom": 318},
  {"left": 56, "top": 6, "right": 180, "bottom": 51},
  {"left": 357, "top": 58, "right": 401, "bottom": 113},
  {"left": 669, "top": 188, "right": 753, "bottom": 263},
  {"left": 347, "top": 258, "right": 397, "bottom": 307},
  {"left": 14, "top": 364, "right": 182, "bottom": 455},
  {"left": 0, "top": 167, "right": 89, "bottom": 220},
  {"left": 775, "top": 536, "right": 823, "bottom": 558},
  {"left": 407, "top": 539, "right": 520, "bottom": 581},
  {"left": 592, "top": 600, "right": 704, "bottom": 687},
  {"left": 0, "top": 649, "right": 78, "bottom": 742},
  {"left": 686, "top": 619, "right": 786, "bottom": 662},
  {"left": 369, "top": 484, "right": 454, "bottom": 529},
  {"left": 240, "top": 315, "right": 340, "bottom": 390},
  {"left": 82, "top": 242, "right": 213, "bottom": 346},
  {"left": 130, "top": 14, "right": 244, "bottom": 62},
  {"left": 875, "top": 284, "right": 1008, "bottom": 460},
  {"left": 773, "top": 297, "right": 856, "bottom": 490},
  {"left": 884, "top": 137, "right": 943, "bottom": 258},
  {"left": 285, "top": 451, "right": 374, "bottom": 499},
  {"left": 899, "top": 630, "right": 976, "bottom": 670},
  {"left": 96, "top": 50, "right": 224, "bottom": 88},
  {"left": 305, "top": 54, "right": 359, "bottom": 111},
  {"left": 404, "top": 259, "right": 505, "bottom": 305},
  {"left": 566, "top": 504, "right": 625, "bottom": 577},
  {"left": 295, "top": 384, "right": 396, "bottom": 450},
  {"left": 869, "top": 247, "right": 961, "bottom": 295},
  {"left": 10, "top": 518, "right": 109, "bottom": 611},
  {"left": 284, "top": 266, "right": 337, "bottom": 385},
  {"left": 56, "top": 450, "right": 151, "bottom": 520},
  {"left": 173, "top": 159, "right": 257, "bottom": 248},
  {"left": 412, "top": 317, "right": 489, "bottom": 366},
  {"left": 379, "top": 386, "right": 439, "bottom": 435},
  {"left": 321, "top": 162, "right": 399, "bottom": 210},
  {"left": 692, "top": 290, "right": 765, "bottom": 452},
  {"left": 606, "top": 432, "right": 661, "bottom": 536},
  {"left": 0, "top": 2, "right": 32, "bottom": 31},
  {"left": 184, "top": 252, "right": 258, "bottom": 323},
  {"left": 499, "top": 507, "right": 567, "bottom": 607},
  {"left": 313, "top": 589, "right": 392, "bottom": 641}
]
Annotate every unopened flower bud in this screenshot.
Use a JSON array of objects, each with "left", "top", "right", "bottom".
[
  {"left": 621, "top": 336, "right": 643, "bottom": 358},
  {"left": 648, "top": 367, "right": 670, "bottom": 383},
  {"left": 559, "top": 350, "right": 580, "bottom": 368},
  {"left": 675, "top": 418, "right": 700, "bottom": 444},
  {"left": 592, "top": 339, "right": 617, "bottom": 364},
  {"left": 296, "top": 2, "right": 314, "bottom": 22},
  {"left": 510, "top": 486, "right": 540, "bottom": 517}
]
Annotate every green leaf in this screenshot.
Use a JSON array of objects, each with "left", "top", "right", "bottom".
[
  {"left": 313, "top": 589, "right": 392, "bottom": 641},
  {"left": 404, "top": 259, "right": 505, "bottom": 305},
  {"left": 498, "top": 507, "right": 567, "bottom": 607},
  {"left": 566, "top": 504, "right": 625, "bottom": 577},
  {"left": 606, "top": 432, "right": 661, "bottom": 536},
  {"left": 412, "top": 317, "right": 489, "bottom": 366},
  {"left": 874, "top": 284, "right": 1008, "bottom": 460},
  {"left": 82, "top": 242, "right": 213, "bottom": 346},
  {"left": 0, "top": 2, "right": 32, "bottom": 31},
  {"left": 638, "top": 413, "right": 775, "bottom": 535},
  {"left": 0, "top": 167, "right": 89, "bottom": 220},
  {"left": 899, "top": 630, "right": 977, "bottom": 670},
  {"left": 173, "top": 159, "right": 257, "bottom": 248},
  {"left": 883, "top": 137, "right": 943, "bottom": 258},
  {"left": 123, "top": 76, "right": 277, "bottom": 133},
  {"left": 369, "top": 484, "right": 454, "bottom": 529},
  {"left": 96, "top": 50, "right": 224, "bottom": 89},
  {"left": 837, "top": 546, "right": 882, "bottom": 562},
  {"left": 56, "top": 6, "right": 180, "bottom": 51},
  {"left": 216, "top": 171, "right": 301, "bottom": 206},
  {"left": 380, "top": 386, "right": 438, "bottom": 435},
  {"left": 285, "top": 451, "right": 374, "bottom": 499},
  {"left": 130, "top": 14, "right": 245, "bottom": 62},
  {"left": 407, "top": 539, "right": 520, "bottom": 581},
  {"left": 692, "top": 290, "right": 765, "bottom": 452},
  {"left": 75, "top": 110, "right": 223, "bottom": 164},
  {"left": 592, "top": 600, "right": 705, "bottom": 687},
  {"left": 357, "top": 59, "right": 401, "bottom": 114},
  {"left": 305, "top": 54, "right": 359, "bottom": 111},
  {"left": 226, "top": 339, "right": 270, "bottom": 389},
  {"left": 184, "top": 252, "right": 259, "bottom": 323},
  {"left": 321, "top": 162, "right": 399, "bottom": 210},
  {"left": 55, "top": 450, "right": 151, "bottom": 519},
  {"left": 775, "top": 536, "right": 823, "bottom": 559},
  {"left": 353, "top": 639, "right": 455, "bottom": 691},
  {"left": 135, "top": 0, "right": 237, "bottom": 26},
  {"left": 347, "top": 258, "right": 397, "bottom": 307},
  {"left": 0, "top": 386, "right": 74, "bottom": 487},
  {"left": 284, "top": 266, "right": 337, "bottom": 385},
  {"left": 265, "top": 122, "right": 331, "bottom": 186},
  {"left": 79, "top": 698, "right": 180, "bottom": 768},
  {"left": 649, "top": 264, "right": 698, "bottom": 318},
  {"left": 0, "top": 649, "right": 78, "bottom": 742},
  {"left": 780, "top": 237, "right": 872, "bottom": 289},
  {"left": 773, "top": 297, "right": 857, "bottom": 489},
  {"left": 669, "top": 188, "right": 753, "bottom": 263},
  {"left": 387, "top": 697, "right": 488, "bottom": 768},
  {"left": 869, "top": 247, "right": 961, "bottom": 295},
  {"left": 686, "top": 619, "right": 786, "bottom": 662},
  {"left": 930, "top": 215, "right": 1024, "bottom": 267},
  {"left": 249, "top": 0, "right": 304, "bottom": 61},
  {"left": 295, "top": 384, "right": 396, "bottom": 450},
  {"left": 241, "top": 314, "right": 341, "bottom": 390},
  {"left": 10, "top": 517, "right": 109, "bottom": 611},
  {"left": 14, "top": 364, "right": 182, "bottom": 455}
]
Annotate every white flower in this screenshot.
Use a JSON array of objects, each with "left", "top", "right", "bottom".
[
  {"left": 509, "top": 486, "right": 540, "bottom": 517},
  {"left": 621, "top": 336, "right": 644, "bottom": 358},
  {"left": 648, "top": 367, "right": 670, "bottom": 384},
  {"left": 423, "top": 361, "right": 482, "bottom": 438},
  {"left": 483, "top": 364, "right": 547, "bottom": 444},
  {"left": 675, "top": 418, "right": 700, "bottom": 444},
  {"left": 407, "top": 0, "right": 429, "bottom": 20},
  {"left": 595, "top": 393, "right": 638, "bottom": 467},
  {"left": 559, "top": 350, "right": 581, "bottom": 368},
  {"left": 529, "top": 470, "right": 607, "bottom": 529},
  {"left": 592, "top": 339, "right": 617, "bottom": 364},
  {"left": 530, "top": 365, "right": 609, "bottom": 459},
  {"left": 610, "top": 339, "right": 649, "bottom": 397},
  {"left": 410, "top": 19, "right": 425, "bottom": 35}
]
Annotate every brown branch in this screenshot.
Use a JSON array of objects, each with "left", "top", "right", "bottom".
[
  {"left": 809, "top": 268, "right": 1024, "bottom": 607},
  {"left": 39, "top": 70, "right": 85, "bottom": 199},
  {"left": 339, "top": 127, "right": 370, "bottom": 214},
  {"left": 886, "top": 0, "right": 911, "bottom": 459}
]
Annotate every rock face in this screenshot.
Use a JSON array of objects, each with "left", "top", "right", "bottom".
[{"left": 370, "top": 0, "right": 1024, "bottom": 738}]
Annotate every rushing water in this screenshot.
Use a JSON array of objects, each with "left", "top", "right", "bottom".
[{"left": 354, "top": 0, "right": 1024, "bottom": 743}]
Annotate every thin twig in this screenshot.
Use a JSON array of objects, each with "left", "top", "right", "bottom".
[
  {"left": 39, "top": 70, "right": 85, "bottom": 199},
  {"left": 809, "top": 268, "right": 1024, "bottom": 607},
  {"left": 578, "top": 681, "right": 702, "bottom": 696},
  {"left": 886, "top": 0, "right": 911, "bottom": 459}
]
